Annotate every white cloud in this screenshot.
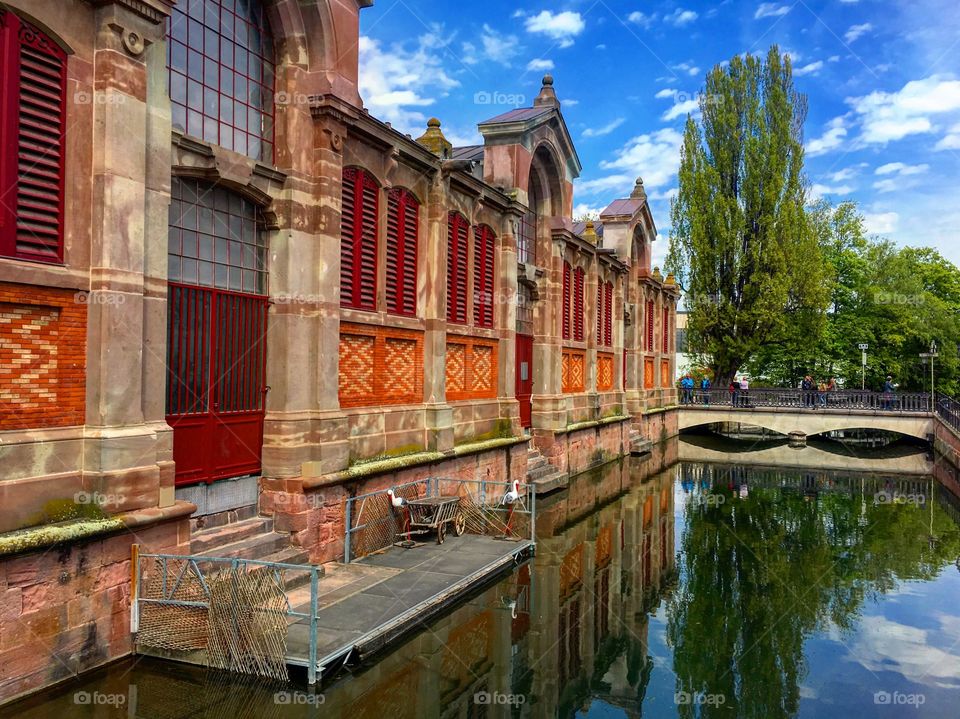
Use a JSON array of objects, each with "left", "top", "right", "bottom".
[
  {"left": 755, "top": 3, "right": 792, "bottom": 19},
  {"left": 627, "top": 11, "right": 657, "bottom": 28},
  {"left": 599, "top": 128, "right": 685, "bottom": 189},
  {"left": 666, "top": 8, "right": 698, "bottom": 26},
  {"left": 575, "top": 174, "right": 636, "bottom": 196},
  {"left": 806, "top": 117, "right": 848, "bottom": 156},
  {"left": 935, "top": 122, "right": 960, "bottom": 150},
  {"left": 583, "top": 117, "right": 626, "bottom": 138},
  {"left": 794, "top": 60, "right": 824, "bottom": 77},
  {"left": 849, "top": 615, "right": 960, "bottom": 689},
  {"left": 662, "top": 98, "right": 699, "bottom": 121},
  {"left": 565, "top": 99, "right": 580, "bottom": 107},
  {"left": 526, "top": 58, "right": 554, "bottom": 72},
  {"left": 673, "top": 61, "right": 701, "bottom": 77},
  {"left": 828, "top": 55, "right": 841, "bottom": 62},
  {"left": 827, "top": 166, "right": 863, "bottom": 183},
  {"left": 358, "top": 30, "right": 459, "bottom": 132},
  {"left": 844, "top": 22, "right": 873, "bottom": 43},
  {"left": 848, "top": 75, "right": 960, "bottom": 144},
  {"left": 810, "top": 183, "right": 855, "bottom": 200},
  {"left": 524, "top": 10, "right": 586, "bottom": 48},
  {"left": 862, "top": 211, "right": 899, "bottom": 234},
  {"left": 463, "top": 25, "right": 522, "bottom": 65},
  {"left": 875, "top": 162, "right": 929, "bottom": 176},
  {"left": 655, "top": 88, "right": 677, "bottom": 99},
  {"left": 573, "top": 203, "right": 605, "bottom": 219}
]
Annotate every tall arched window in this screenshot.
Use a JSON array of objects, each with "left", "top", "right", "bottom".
[
  {"left": 473, "top": 224, "right": 495, "bottom": 328},
  {"left": 167, "top": 0, "right": 276, "bottom": 162},
  {"left": 0, "top": 10, "right": 67, "bottom": 262},
  {"left": 562, "top": 261, "right": 571, "bottom": 340},
  {"left": 446, "top": 212, "right": 469, "bottom": 324},
  {"left": 573, "top": 266, "right": 585, "bottom": 342},
  {"left": 385, "top": 188, "right": 418, "bottom": 317}
]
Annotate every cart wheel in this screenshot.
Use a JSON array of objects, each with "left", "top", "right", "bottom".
[
  {"left": 453, "top": 511, "right": 466, "bottom": 536},
  {"left": 437, "top": 523, "right": 446, "bottom": 544}
]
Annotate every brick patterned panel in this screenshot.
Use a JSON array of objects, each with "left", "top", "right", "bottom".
[
  {"left": 562, "top": 349, "right": 585, "bottom": 393},
  {"left": 384, "top": 337, "right": 416, "bottom": 396},
  {"left": 661, "top": 359, "right": 671, "bottom": 388},
  {"left": 596, "top": 525, "right": 613, "bottom": 568},
  {"left": 446, "top": 336, "right": 498, "bottom": 401},
  {"left": 0, "top": 283, "right": 86, "bottom": 430},
  {"left": 597, "top": 352, "right": 615, "bottom": 392},
  {"left": 445, "top": 342, "right": 466, "bottom": 397},
  {"left": 560, "top": 543, "right": 584, "bottom": 599},
  {"left": 338, "top": 323, "right": 423, "bottom": 408},
  {"left": 644, "top": 356, "right": 655, "bottom": 390}
]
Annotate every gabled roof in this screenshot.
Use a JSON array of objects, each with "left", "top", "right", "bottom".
[
  {"left": 451, "top": 145, "right": 485, "bottom": 162},
  {"left": 601, "top": 198, "right": 644, "bottom": 218},
  {"left": 478, "top": 107, "right": 553, "bottom": 126}
]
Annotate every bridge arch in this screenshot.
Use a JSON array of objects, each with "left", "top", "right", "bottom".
[{"left": 678, "top": 409, "right": 934, "bottom": 442}]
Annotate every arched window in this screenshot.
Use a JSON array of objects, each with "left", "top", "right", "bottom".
[
  {"left": 573, "top": 266, "right": 585, "bottom": 342},
  {"left": 473, "top": 224, "right": 495, "bottom": 328},
  {"left": 597, "top": 279, "right": 613, "bottom": 347},
  {"left": 0, "top": 10, "right": 67, "bottom": 263},
  {"left": 386, "top": 188, "right": 418, "bottom": 317},
  {"left": 562, "top": 261, "right": 571, "bottom": 340},
  {"left": 340, "top": 167, "right": 378, "bottom": 311},
  {"left": 167, "top": 0, "right": 276, "bottom": 162},
  {"left": 168, "top": 177, "right": 267, "bottom": 294},
  {"left": 646, "top": 299, "right": 655, "bottom": 351},
  {"left": 446, "top": 212, "right": 469, "bottom": 324}
]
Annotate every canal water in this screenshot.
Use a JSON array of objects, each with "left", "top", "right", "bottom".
[{"left": 6, "top": 438, "right": 960, "bottom": 718}]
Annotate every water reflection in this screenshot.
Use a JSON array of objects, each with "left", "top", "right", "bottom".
[{"left": 7, "top": 441, "right": 960, "bottom": 718}]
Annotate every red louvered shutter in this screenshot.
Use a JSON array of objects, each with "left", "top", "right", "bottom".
[
  {"left": 473, "top": 224, "right": 495, "bottom": 327},
  {"left": 596, "top": 281, "right": 603, "bottom": 345},
  {"left": 0, "top": 11, "right": 67, "bottom": 262},
  {"left": 340, "top": 168, "right": 378, "bottom": 311},
  {"left": 604, "top": 281, "right": 613, "bottom": 347},
  {"left": 662, "top": 306, "right": 670, "bottom": 353},
  {"left": 573, "top": 266, "right": 585, "bottom": 341},
  {"left": 562, "top": 261, "right": 571, "bottom": 340},
  {"left": 447, "top": 212, "right": 468, "bottom": 324},
  {"left": 386, "top": 188, "right": 418, "bottom": 316},
  {"left": 646, "top": 300, "right": 655, "bottom": 351}
]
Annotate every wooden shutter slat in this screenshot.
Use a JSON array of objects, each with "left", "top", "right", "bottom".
[
  {"left": 573, "top": 267, "right": 584, "bottom": 342},
  {"left": 562, "top": 261, "right": 571, "bottom": 340}
]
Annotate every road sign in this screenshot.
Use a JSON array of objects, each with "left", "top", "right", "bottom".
[{"left": 858, "top": 343, "right": 869, "bottom": 350}]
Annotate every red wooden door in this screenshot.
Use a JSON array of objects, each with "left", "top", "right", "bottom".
[
  {"left": 516, "top": 334, "right": 534, "bottom": 428},
  {"left": 166, "top": 283, "right": 269, "bottom": 486}
]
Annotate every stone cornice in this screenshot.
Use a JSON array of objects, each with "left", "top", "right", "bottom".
[{"left": 89, "top": 0, "right": 172, "bottom": 24}]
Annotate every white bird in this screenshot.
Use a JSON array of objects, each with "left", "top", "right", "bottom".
[
  {"left": 501, "top": 479, "right": 521, "bottom": 505},
  {"left": 387, "top": 489, "right": 406, "bottom": 508}
]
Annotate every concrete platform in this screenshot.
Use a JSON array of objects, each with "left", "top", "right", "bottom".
[{"left": 285, "top": 534, "right": 535, "bottom": 679}]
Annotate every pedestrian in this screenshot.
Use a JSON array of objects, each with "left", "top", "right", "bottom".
[
  {"left": 801, "top": 375, "right": 815, "bottom": 409},
  {"left": 739, "top": 376, "right": 750, "bottom": 407},
  {"left": 824, "top": 377, "right": 837, "bottom": 408},
  {"left": 818, "top": 380, "right": 827, "bottom": 408},
  {"left": 680, "top": 374, "right": 694, "bottom": 405},
  {"left": 882, "top": 375, "right": 897, "bottom": 411},
  {"left": 701, "top": 376, "right": 712, "bottom": 405},
  {"left": 730, "top": 377, "right": 741, "bottom": 407}
]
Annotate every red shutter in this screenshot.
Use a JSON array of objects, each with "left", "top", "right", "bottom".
[
  {"left": 447, "top": 212, "right": 468, "bottom": 323},
  {"left": 562, "top": 261, "right": 571, "bottom": 340},
  {"left": 596, "top": 281, "right": 603, "bottom": 345},
  {"left": 573, "top": 267, "right": 585, "bottom": 341},
  {"left": 386, "top": 188, "right": 418, "bottom": 316},
  {"left": 662, "top": 306, "right": 670, "bottom": 353},
  {"left": 340, "top": 168, "right": 378, "bottom": 311},
  {"left": 604, "top": 281, "right": 613, "bottom": 347},
  {"left": 0, "top": 11, "right": 67, "bottom": 262},
  {"left": 473, "top": 224, "right": 495, "bottom": 328},
  {"left": 646, "top": 300, "right": 654, "bottom": 351}
]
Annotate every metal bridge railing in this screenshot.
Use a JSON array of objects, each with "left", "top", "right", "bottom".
[
  {"left": 343, "top": 476, "right": 536, "bottom": 563},
  {"left": 936, "top": 392, "right": 960, "bottom": 433},
  {"left": 679, "top": 388, "right": 932, "bottom": 413}
]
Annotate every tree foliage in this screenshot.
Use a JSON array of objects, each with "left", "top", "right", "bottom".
[{"left": 667, "top": 46, "right": 827, "bottom": 385}]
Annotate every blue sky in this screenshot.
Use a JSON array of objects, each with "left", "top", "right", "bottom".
[{"left": 357, "top": 0, "right": 960, "bottom": 269}]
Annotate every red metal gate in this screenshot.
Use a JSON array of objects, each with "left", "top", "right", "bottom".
[
  {"left": 516, "top": 334, "right": 533, "bottom": 428},
  {"left": 165, "top": 283, "right": 269, "bottom": 486}
]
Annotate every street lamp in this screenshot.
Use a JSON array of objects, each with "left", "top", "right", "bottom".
[
  {"left": 858, "top": 344, "right": 869, "bottom": 390},
  {"left": 920, "top": 340, "right": 939, "bottom": 412}
]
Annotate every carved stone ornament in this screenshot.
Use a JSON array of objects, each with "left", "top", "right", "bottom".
[{"left": 122, "top": 29, "right": 145, "bottom": 56}]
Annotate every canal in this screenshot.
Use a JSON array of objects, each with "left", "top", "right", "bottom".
[{"left": 6, "top": 438, "right": 960, "bottom": 718}]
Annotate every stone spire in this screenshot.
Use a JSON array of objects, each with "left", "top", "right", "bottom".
[
  {"left": 533, "top": 75, "right": 560, "bottom": 108},
  {"left": 582, "top": 220, "right": 599, "bottom": 245},
  {"left": 631, "top": 176, "right": 647, "bottom": 202},
  {"left": 416, "top": 117, "right": 452, "bottom": 158}
]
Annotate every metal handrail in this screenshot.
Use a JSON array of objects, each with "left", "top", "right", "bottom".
[
  {"left": 678, "top": 387, "right": 933, "bottom": 413},
  {"left": 936, "top": 392, "right": 960, "bottom": 432}
]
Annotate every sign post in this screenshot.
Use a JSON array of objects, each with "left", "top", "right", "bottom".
[
  {"left": 858, "top": 344, "right": 869, "bottom": 390},
  {"left": 920, "top": 341, "right": 939, "bottom": 413}
]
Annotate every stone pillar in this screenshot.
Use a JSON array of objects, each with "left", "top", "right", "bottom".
[
  {"left": 498, "top": 213, "right": 522, "bottom": 432},
  {"left": 84, "top": 0, "right": 172, "bottom": 511},
  {"left": 531, "top": 227, "right": 565, "bottom": 441}
]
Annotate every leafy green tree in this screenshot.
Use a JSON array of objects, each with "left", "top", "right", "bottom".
[{"left": 667, "top": 46, "right": 827, "bottom": 385}]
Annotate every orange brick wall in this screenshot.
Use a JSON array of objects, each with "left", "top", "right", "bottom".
[
  {"left": 0, "top": 282, "right": 86, "bottom": 430},
  {"left": 446, "top": 336, "right": 498, "bottom": 401},
  {"left": 338, "top": 322, "right": 423, "bottom": 408}
]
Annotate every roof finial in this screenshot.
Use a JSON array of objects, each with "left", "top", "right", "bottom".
[
  {"left": 416, "top": 117, "right": 452, "bottom": 158},
  {"left": 583, "top": 220, "right": 598, "bottom": 245},
  {"left": 534, "top": 75, "right": 560, "bottom": 108},
  {"left": 631, "top": 176, "right": 647, "bottom": 201}
]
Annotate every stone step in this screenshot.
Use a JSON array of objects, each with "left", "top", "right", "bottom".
[
  {"left": 532, "top": 471, "right": 569, "bottom": 495},
  {"left": 189, "top": 504, "right": 259, "bottom": 534},
  {"left": 195, "top": 529, "right": 291, "bottom": 562},
  {"left": 527, "top": 464, "right": 557, "bottom": 481},
  {"left": 256, "top": 546, "right": 316, "bottom": 590},
  {"left": 190, "top": 517, "right": 274, "bottom": 555}
]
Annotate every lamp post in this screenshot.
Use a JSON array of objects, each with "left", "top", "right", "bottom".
[
  {"left": 920, "top": 341, "right": 939, "bottom": 412},
  {"left": 858, "top": 344, "right": 869, "bottom": 391}
]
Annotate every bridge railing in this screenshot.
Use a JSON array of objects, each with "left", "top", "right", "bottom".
[
  {"left": 680, "top": 387, "right": 932, "bottom": 413},
  {"left": 936, "top": 392, "right": 960, "bottom": 433}
]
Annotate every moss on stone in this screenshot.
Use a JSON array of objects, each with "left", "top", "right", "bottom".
[
  {"left": 451, "top": 436, "right": 524, "bottom": 456},
  {"left": 0, "top": 517, "right": 124, "bottom": 558},
  {"left": 457, "top": 419, "right": 514, "bottom": 446},
  {"left": 351, "top": 443, "right": 426, "bottom": 468}
]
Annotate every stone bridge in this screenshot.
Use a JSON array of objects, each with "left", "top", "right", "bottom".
[{"left": 677, "top": 389, "right": 935, "bottom": 442}]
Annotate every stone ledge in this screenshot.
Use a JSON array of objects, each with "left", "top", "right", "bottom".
[
  {"left": 0, "top": 500, "right": 196, "bottom": 558},
  {"left": 304, "top": 436, "right": 529, "bottom": 490},
  {"left": 558, "top": 414, "right": 631, "bottom": 435}
]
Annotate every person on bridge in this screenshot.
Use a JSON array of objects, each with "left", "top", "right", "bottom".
[
  {"left": 882, "top": 376, "right": 897, "bottom": 411},
  {"left": 680, "top": 375, "right": 695, "bottom": 404},
  {"left": 821, "top": 377, "right": 837, "bottom": 407},
  {"left": 802, "top": 376, "right": 816, "bottom": 408},
  {"left": 700, "top": 376, "right": 712, "bottom": 405},
  {"left": 739, "top": 376, "right": 750, "bottom": 407},
  {"left": 730, "top": 378, "right": 741, "bottom": 407}
]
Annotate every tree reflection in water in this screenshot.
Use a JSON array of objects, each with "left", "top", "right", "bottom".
[{"left": 668, "top": 464, "right": 960, "bottom": 719}]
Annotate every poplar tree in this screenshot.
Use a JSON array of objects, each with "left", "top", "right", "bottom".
[{"left": 667, "top": 46, "right": 827, "bottom": 385}]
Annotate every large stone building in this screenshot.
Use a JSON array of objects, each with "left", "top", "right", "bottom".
[{"left": 0, "top": 0, "right": 677, "bottom": 701}]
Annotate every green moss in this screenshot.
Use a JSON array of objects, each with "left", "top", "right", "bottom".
[
  {"left": 0, "top": 516, "right": 124, "bottom": 558},
  {"left": 351, "top": 443, "right": 425, "bottom": 468},
  {"left": 457, "top": 418, "right": 514, "bottom": 446}
]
